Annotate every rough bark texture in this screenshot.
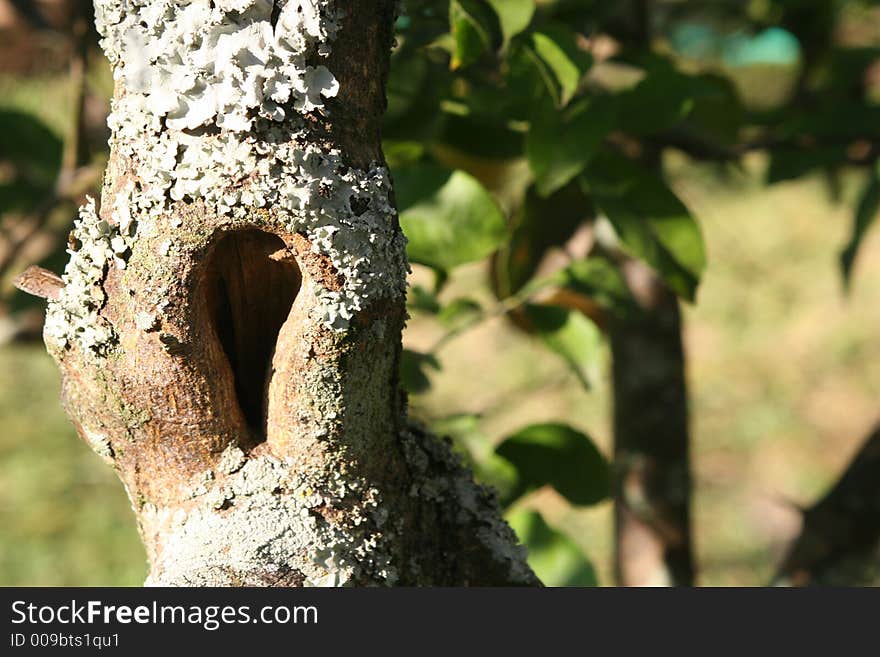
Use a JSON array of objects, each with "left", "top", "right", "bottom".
[
  {"left": 611, "top": 259, "right": 694, "bottom": 586},
  {"left": 26, "top": 0, "right": 537, "bottom": 587},
  {"left": 775, "top": 425, "right": 880, "bottom": 586}
]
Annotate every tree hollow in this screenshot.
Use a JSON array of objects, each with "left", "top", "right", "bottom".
[{"left": 202, "top": 230, "right": 301, "bottom": 441}]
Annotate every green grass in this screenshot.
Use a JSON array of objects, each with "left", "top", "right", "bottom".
[
  {"left": 0, "top": 74, "right": 75, "bottom": 140},
  {"left": 0, "top": 345, "right": 145, "bottom": 586}
]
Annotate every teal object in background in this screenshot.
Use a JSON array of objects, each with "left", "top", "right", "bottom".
[
  {"left": 670, "top": 22, "right": 719, "bottom": 60},
  {"left": 670, "top": 22, "right": 801, "bottom": 68},
  {"left": 722, "top": 27, "right": 801, "bottom": 67}
]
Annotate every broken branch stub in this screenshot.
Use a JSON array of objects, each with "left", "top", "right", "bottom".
[
  {"left": 14, "top": 266, "right": 66, "bottom": 301},
  {"left": 33, "top": 0, "right": 537, "bottom": 587}
]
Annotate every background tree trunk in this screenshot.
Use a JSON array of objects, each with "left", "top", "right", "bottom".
[
  {"left": 20, "top": 0, "right": 537, "bottom": 587},
  {"left": 611, "top": 258, "right": 694, "bottom": 586},
  {"left": 775, "top": 424, "right": 880, "bottom": 586}
]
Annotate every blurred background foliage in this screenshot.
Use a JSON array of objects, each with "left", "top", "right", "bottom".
[{"left": 2, "top": 0, "right": 880, "bottom": 586}]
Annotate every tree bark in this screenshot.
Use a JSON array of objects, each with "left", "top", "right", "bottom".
[
  {"left": 611, "top": 259, "right": 694, "bottom": 586},
  {"left": 22, "top": 0, "right": 537, "bottom": 587}
]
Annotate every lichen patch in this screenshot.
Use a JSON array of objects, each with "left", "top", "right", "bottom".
[
  {"left": 144, "top": 453, "right": 397, "bottom": 587},
  {"left": 49, "top": 0, "right": 408, "bottom": 355}
]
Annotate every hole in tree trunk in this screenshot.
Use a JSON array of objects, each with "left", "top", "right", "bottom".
[{"left": 203, "top": 230, "right": 300, "bottom": 441}]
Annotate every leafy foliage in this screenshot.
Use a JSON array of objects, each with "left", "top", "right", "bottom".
[
  {"left": 399, "top": 349, "right": 441, "bottom": 394},
  {"left": 523, "top": 304, "right": 602, "bottom": 388},
  {"left": 841, "top": 166, "right": 880, "bottom": 286},
  {"left": 584, "top": 153, "right": 706, "bottom": 301},
  {"left": 0, "top": 110, "right": 62, "bottom": 213},
  {"left": 396, "top": 165, "right": 508, "bottom": 271},
  {"left": 448, "top": 0, "right": 498, "bottom": 69},
  {"left": 527, "top": 96, "right": 613, "bottom": 196},
  {"left": 496, "top": 422, "right": 611, "bottom": 508},
  {"left": 390, "top": 0, "right": 880, "bottom": 586},
  {"left": 525, "top": 25, "right": 593, "bottom": 108},
  {"left": 506, "top": 510, "right": 598, "bottom": 586}
]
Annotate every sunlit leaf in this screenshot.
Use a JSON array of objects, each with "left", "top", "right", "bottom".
[
  {"left": 584, "top": 153, "right": 706, "bottom": 301},
  {"left": 486, "top": 0, "right": 534, "bottom": 48},
  {"left": 496, "top": 422, "right": 611, "bottom": 506},
  {"left": 397, "top": 165, "right": 508, "bottom": 271},
  {"left": 524, "top": 304, "right": 602, "bottom": 389},
  {"left": 841, "top": 168, "right": 880, "bottom": 288},
  {"left": 525, "top": 25, "right": 592, "bottom": 107},
  {"left": 449, "top": 0, "right": 498, "bottom": 69},
  {"left": 507, "top": 510, "right": 598, "bottom": 586},
  {"left": 558, "top": 257, "right": 638, "bottom": 319},
  {"left": 383, "top": 140, "right": 426, "bottom": 168}
]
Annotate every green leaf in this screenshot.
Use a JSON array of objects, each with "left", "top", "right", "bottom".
[
  {"left": 559, "top": 257, "right": 638, "bottom": 319},
  {"left": 430, "top": 413, "right": 518, "bottom": 495},
  {"left": 397, "top": 165, "right": 509, "bottom": 270},
  {"left": 436, "top": 111, "right": 525, "bottom": 159},
  {"left": 493, "top": 183, "right": 592, "bottom": 298},
  {"left": 449, "top": 0, "right": 498, "bottom": 69},
  {"left": 685, "top": 74, "right": 745, "bottom": 147},
  {"left": 507, "top": 510, "right": 598, "bottom": 586},
  {"left": 383, "top": 52, "right": 445, "bottom": 143},
  {"left": 385, "top": 54, "right": 430, "bottom": 125},
  {"left": 504, "top": 43, "right": 553, "bottom": 118},
  {"left": 400, "top": 349, "right": 441, "bottom": 394},
  {"left": 0, "top": 109, "right": 63, "bottom": 181},
  {"left": 584, "top": 154, "right": 706, "bottom": 301},
  {"left": 616, "top": 66, "right": 695, "bottom": 135},
  {"left": 0, "top": 109, "right": 62, "bottom": 214},
  {"left": 526, "top": 25, "right": 592, "bottom": 107},
  {"left": 841, "top": 169, "right": 880, "bottom": 288},
  {"left": 486, "top": 0, "right": 534, "bottom": 48},
  {"left": 615, "top": 61, "right": 742, "bottom": 138},
  {"left": 524, "top": 304, "right": 602, "bottom": 389},
  {"left": 383, "top": 140, "right": 426, "bottom": 169},
  {"left": 767, "top": 146, "right": 846, "bottom": 184},
  {"left": 407, "top": 285, "right": 442, "bottom": 315},
  {"left": 496, "top": 422, "right": 611, "bottom": 506},
  {"left": 527, "top": 97, "right": 615, "bottom": 197},
  {"left": 438, "top": 297, "right": 482, "bottom": 327}
]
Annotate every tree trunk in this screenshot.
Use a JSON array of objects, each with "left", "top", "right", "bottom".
[
  {"left": 22, "top": 0, "right": 537, "bottom": 587},
  {"left": 611, "top": 259, "right": 694, "bottom": 586},
  {"left": 775, "top": 425, "right": 880, "bottom": 586}
]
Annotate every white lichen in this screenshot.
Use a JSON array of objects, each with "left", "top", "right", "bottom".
[
  {"left": 217, "top": 443, "right": 247, "bottom": 475},
  {"left": 144, "top": 454, "right": 397, "bottom": 587},
  {"left": 134, "top": 310, "right": 159, "bottom": 331},
  {"left": 49, "top": 0, "right": 408, "bottom": 353},
  {"left": 45, "top": 197, "right": 130, "bottom": 354},
  {"left": 82, "top": 427, "right": 115, "bottom": 463}
]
